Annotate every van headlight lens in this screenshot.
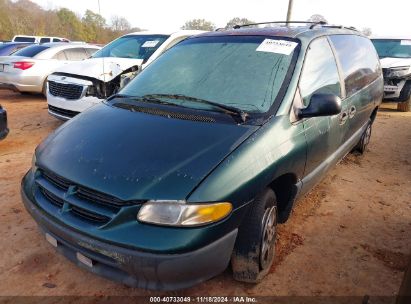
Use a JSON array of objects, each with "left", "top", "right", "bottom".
[{"left": 137, "top": 201, "right": 232, "bottom": 227}]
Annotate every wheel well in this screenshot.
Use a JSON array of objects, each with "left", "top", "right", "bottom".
[
  {"left": 268, "top": 173, "right": 298, "bottom": 223},
  {"left": 370, "top": 106, "right": 378, "bottom": 123}
]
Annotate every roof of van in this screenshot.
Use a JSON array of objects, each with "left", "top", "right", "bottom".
[{"left": 196, "top": 25, "right": 363, "bottom": 41}]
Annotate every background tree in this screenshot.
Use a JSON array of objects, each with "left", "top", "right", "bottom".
[
  {"left": 56, "top": 8, "right": 84, "bottom": 41},
  {"left": 361, "top": 27, "right": 372, "bottom": 37},
  {"left": 0, "top": 0, "right": 140, "bottom": 43},
  {"left": 82, "top": 9, "right": 106, "bottom": 42},
  {"left": 111, "top": 16, "right": 131, "bottom": 33},
  {"left": 225, "top": 17, "right": 254, "bottom": 29},
  {"left": 307, "top": 14, "right": 328, "bottom": 23},
  {"left": 181, "top": 19, "right": 215, "bottom": 31}
]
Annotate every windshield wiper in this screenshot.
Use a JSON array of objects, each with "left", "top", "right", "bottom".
[
  {"left": 143, "top": 93, "right": 248, "bottom": 123},
  {"left": 107, "top": 93, "right": 186, "bottom": 108}
]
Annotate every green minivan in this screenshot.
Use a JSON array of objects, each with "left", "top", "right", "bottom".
[{"left": 21, "top": 23, "right": 383, "bottom": 290}]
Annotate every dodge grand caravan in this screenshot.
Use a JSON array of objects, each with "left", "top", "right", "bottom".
[{"left": 21, "top": 22, "right": 383, "bottom": 290}]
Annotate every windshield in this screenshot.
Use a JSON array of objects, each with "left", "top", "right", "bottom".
[
  {"left": 92, "top": 34, "right": 169, "bottom": 60},
  {"left": 12, "top": 45, "right": 49, "bottom": 57},
  {"left": 372, "top": 39, "right": 411, "bottom": 58},
  {"left": 121, "top": 36, "right": 298, "bottom": 114}
]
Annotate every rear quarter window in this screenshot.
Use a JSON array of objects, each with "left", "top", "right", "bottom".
[
  {"left": 12, "top": 45, "right": 49, "bottom": 57},
  {"left": 329, "top": 35, "right": 380, "bottom": 97},
  {"left": 85, "top": 47, "right": 99, "bottom": 57},
  {"left": 64, "top": 48, "right": 88, "bottom": 61}
]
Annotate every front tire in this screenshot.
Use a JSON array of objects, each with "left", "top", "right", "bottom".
[
  {"left": 231, "top": 188, "right": 278, "bottom": 283},
  {"left": 356, "top": 120, "right": 372, "bottom": 154}
]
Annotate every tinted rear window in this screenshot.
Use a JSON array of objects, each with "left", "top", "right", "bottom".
[
  {"left": 14, "top": 37, "right": 36, "bottom": 42},
  {"left": 13, "top": 45, "right": 49, "bottom": 57},
  {"left": 330, "top": 35, "right": 380, "bottom": 97}
]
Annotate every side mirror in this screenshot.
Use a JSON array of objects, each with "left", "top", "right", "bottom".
[{"left": 298, "top": 93, "right": 342, "bottom": 119}]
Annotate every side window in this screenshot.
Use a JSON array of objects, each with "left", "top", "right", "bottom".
[
  {"left": 53, "top": 38, "right": 61, "bottom": 42},
  {"left": 40, "top": 38, "right": 50, "bottom": 43},
  {"left": 64, "top": 48, "right": 88, "bottom": 61},
  {"left": 85, "top": 47, "right": 99, "bottom": 57},
  {"left": 299, "top": 37, "right": 341, "bottom": 106},
  {"left": 53, "top": 51, "right": 67, "bottom": 60},
  {"left": 329, "top": 35, "right": 380, "bottom": 97}
]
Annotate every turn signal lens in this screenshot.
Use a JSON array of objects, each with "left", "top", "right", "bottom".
[
  {"left": 13, "top": 61, "right": 35, "bottom": 70},
  {"left": 137, "top": 201, "right": 232, "bottom": 227}
]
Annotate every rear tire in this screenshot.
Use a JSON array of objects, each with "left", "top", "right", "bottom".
[
  {"left": 231, "top": 188, "right": 278, "bottom": 283},
  {"left": 356, "top": 119, "right": 372, "bottom": 154},
  {"left": 397, "top": 98, "right": 410, "bottom": 112},
  {"left": 396, "top": 81, "right": 411, "bottom": 112},
  {"left": 42, "top": 80, "right": 47, "bottom": 97}
]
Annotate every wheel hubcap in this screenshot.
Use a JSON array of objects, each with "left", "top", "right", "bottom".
[{"left": 260, "top": 206, "right": 277, "bottom": 269}]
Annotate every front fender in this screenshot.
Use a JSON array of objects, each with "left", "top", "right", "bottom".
[{"left": 187, "top": 115, "right": 307, "bottom": 209}]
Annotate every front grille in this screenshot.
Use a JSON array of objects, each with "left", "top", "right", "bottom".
[
  {"left": 48, "top": 105, "right": 79, "bottom": 118},
  {"left": 49, "top": 80, "right": 84, "bottom": 100},
  {"left": 35, "top": 169, "right": 143, "bottom": 226}
]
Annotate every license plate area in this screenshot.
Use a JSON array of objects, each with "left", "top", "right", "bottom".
[
  {"left": 384, "top": 85, "right": 398, "bottom": 92},
  {"left": 76, "top": 252, "right": 94, "bottom": 268}
]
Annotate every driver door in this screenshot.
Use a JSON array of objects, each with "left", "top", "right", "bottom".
[{"left": 298, "top": 37, "right": 349, "bottom": 194}]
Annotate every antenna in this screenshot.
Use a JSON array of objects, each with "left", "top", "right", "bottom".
[{"left": 97, "top": 0, "right": 106, "bottom": 89}]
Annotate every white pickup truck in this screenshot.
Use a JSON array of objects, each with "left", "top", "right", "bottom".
[{"left": 46, "top": 30, "right": 204, "bottom": 120}]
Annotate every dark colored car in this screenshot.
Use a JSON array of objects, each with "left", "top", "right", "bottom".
[
  {"left": 0, "top": 105, "right": 8, "bottom": 140},
  {"left": 21, "top": 23, "right": 383, "bottom": 290},
  {"left": 0, "top": 42, "right": 33, "bottom": 56}
]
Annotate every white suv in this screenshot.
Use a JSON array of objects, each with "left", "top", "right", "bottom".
[{"left": 46, "top": 30, "right": 204, "bottom": 120}]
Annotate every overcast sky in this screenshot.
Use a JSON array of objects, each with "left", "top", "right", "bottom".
[{"left": 32, "top": 0, "right": 410, "bottom": 37}]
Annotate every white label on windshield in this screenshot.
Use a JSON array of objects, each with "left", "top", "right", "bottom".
[
  {"left": 401, "top": 40, "right": 411, "bottom": 45},
  {"left": 256, "top": 39, "right": 297, "bottom": 55},
  {"left": 142, "top": 40, "right": 159, "bottom": 48}
]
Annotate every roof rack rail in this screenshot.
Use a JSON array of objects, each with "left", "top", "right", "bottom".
[
  {"left": 233, "top": 21, "right": 327, "bottom": 29},
  {"left": 318, "top": 24, "right": 359, "bottom": 32},
  {"left": 232, "top": 21, "right": 359, "bottom": 32}
]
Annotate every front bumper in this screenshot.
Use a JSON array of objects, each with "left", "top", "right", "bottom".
[
  {"left": 47, "top": 91, "right": 102, "bottom": 120},
  {"left": 21, "top": 173, "right": 238, "bottom": 290}
]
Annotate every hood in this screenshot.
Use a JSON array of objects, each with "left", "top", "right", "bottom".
[
  {"left": 36, "top": 103, "right": 258, "bottom": 201},
  {"left": 54, "top": 57, "right": 144, "bottom": 82},
  {"left": 380, "top": 57, "right": 411, "bottom": 69}
]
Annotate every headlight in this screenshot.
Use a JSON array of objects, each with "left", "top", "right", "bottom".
[
  {"left": 137, "top": 200, "right": 233, "bottom": 227},
  {"left": 388, "top": 66, "right": 411, "bottom": 78}
]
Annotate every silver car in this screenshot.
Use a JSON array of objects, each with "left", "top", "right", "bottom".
[{"left": 0, "top": 43, "right": 101, "bottom": 95}]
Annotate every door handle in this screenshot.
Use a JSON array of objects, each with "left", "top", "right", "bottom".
[
  {"left": 349, "top": 106, "right": 356, "bottom": 118},
  {"left": 339, "top": 111, "right": 348, "bottom": 125}
]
